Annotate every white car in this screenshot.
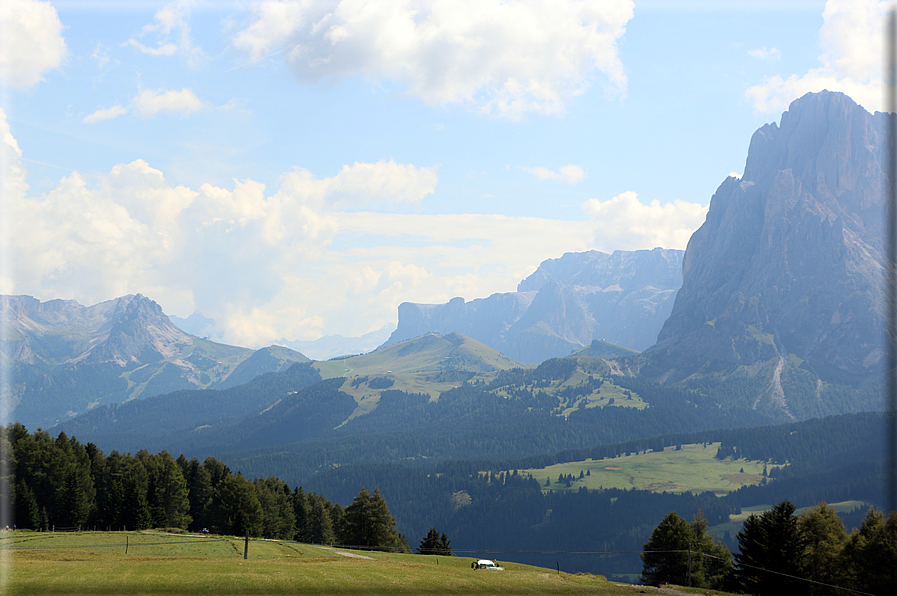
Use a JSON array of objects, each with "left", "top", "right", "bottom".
[{"left": 474, "top": 559, "right": 504, "bottom": 570}]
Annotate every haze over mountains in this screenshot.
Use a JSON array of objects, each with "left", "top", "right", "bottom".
[
  {"left": 2, "top": 91, "right": 885, "bottom": 437},
  {"left": 0, "top": 294, "right": 309, "bottom": 428},
  {"left": 384, "top": 247, "right": 683, "bottom": 362}
]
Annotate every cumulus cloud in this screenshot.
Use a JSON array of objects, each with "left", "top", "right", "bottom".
[
  {"left": 233, "top": 0, "right": 633, "bottom": 117},
  {"left": 127, "top": 0, "right": 204, "bottom": 65},
  {"left": 0, "top": 107, "right": 26, "bottom": 293},
  {"left": 582, "top": 191, "right": 708, "bottom": 252},
  {"left": 4, "top": 113, "right": 708, "bottom": 349},
  {"left": 6, "top": 101, "right": 451, "bottom": 345},
  {"left": 746, "top": 0, "right": 885, "bottom": 114},
  {"left": 83, "top": 88, "right": 206, "bottom": 123},
  {"left": 521, "top": 164, "right": 585, "bottom": 185},
  {"left": 0, "top": 0, "right": 67, "bottom": 90}
]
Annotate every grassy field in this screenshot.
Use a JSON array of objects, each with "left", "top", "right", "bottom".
[
  {"left": 519, "top": 443, "right": 775, "bottom": 494},
  {"left": 708, "top": 500, "right": 871, "bottom": 536},
  {"left": 0, "top": 530, "right": 739, "bottom": 596}
]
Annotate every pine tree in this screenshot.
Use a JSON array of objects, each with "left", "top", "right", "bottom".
[
  {"left": 838, "top": 508, "right": 897, "bottom": 595},
  {"left": 642, "top": 511, "right": 732, "bottom": 589},
  {"left": 735, "top": 500, "right": 803, "bottom": 595},
  {"left": 341, "top": 487, "right": 403, "bottom": 550},
  {"left": 293, "top": 488, "right": 311, "bottom": 542},
  {"left": 641, "top": 512, "right": 695, "bottom": 586},
  {"left": 307, "top": 499, "right": 335, "bottom": 544},
  {"left": 207, "top": 474, "right": 264, "bottom": 536},
  {"left": 418, "top": 527, "right": 453, "bottom": 555},
  {"left": 798, "top": 502, "right": 846, "bottom": 595}
]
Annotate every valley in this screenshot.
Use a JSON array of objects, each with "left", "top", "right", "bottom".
[{"left": 3, "top": 90, "right": 893, "bottom": 586}]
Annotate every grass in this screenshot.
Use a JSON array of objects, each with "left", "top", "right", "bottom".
[
  {"left": 314, "top": 334, "right": 523, "bottom": 380},
  {"left": 0, "top": 530, "right": 723, "bottom": 596},
  {"left": 708, "top": 500, "right": 872, "bottom": 536},
  {"left": 519, "top": 443, "right": 775, "bottom": 494}
]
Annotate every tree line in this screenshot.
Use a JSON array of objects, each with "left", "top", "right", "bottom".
[
  {"left": 642, "top": 500, "right": 897, "bottom": 595},
  {"left": 2, "top": 424, "right": 407, "bottom": 551}
]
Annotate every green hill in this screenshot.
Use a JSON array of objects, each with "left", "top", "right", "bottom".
[
  {"left": 315, "top": 332, "right": 524, "bottom": 378},
  {"left": 5, "top": 530, "right": 635, "bottom": 595},
  {"left": 570, "top": 339, "right": 639, "bottom": 360}
]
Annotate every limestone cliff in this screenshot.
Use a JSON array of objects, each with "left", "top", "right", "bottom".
[
  {"left": 645, "top": 91, "right": 885, "bottom": 392},
  {"left": 384, "top": 247, "right": 683, "bottom": 362}
]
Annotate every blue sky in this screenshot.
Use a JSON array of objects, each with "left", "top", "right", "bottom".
[{"left": 0, "top": 0, "right": 886, "bottom": 350}]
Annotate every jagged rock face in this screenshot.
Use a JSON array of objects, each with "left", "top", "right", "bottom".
[
  {"left": 384, "top": 248, "right": 683, "bottom": 362},
  {"left": 649, "top": 91, "right": 885, "bottom": 386},
  {"left": 85, "top": 295, "right": 195, "bottom": 365},
  {"left": 1, "top": 294, "right": 193, "bottom": 367}
]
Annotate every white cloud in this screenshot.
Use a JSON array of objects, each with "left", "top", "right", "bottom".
[
  {"left": 233, "top": 0, "right": 634, "bottom": 117},
  {"left": 133, "top": 87, "right": 205, "bottom": 117},
  {"left": 582, "top": 191, "right": 708, "bottom": 252},
  {"left": 521, "top": 164, "right": 585, "bottom": 185},
  {"left": 1, "top": 107, "right": 27, "bottom": 294},
  {"left": 83, "top": 87, "right": 209, "bottom": 123},
  {"left": 4, "top": 105, "right": 709, "bottom": 349},
  {"left": 83, "top": 105, "right": 128, "bottom": 123},
  {"left": 0, "top": 0, "right": 67, "bottom": 90},
  {"left": 748, "top": 47, "right": 781, "bottom": 60},
  {"left": 127, "top": 0, "right": 204, "bottom": 66},
  {"left": 746, "top": 0, "right": 886, "bottom": 114},
  {"left": 6, "top": 100, "right": 450, "bottom": 345}
]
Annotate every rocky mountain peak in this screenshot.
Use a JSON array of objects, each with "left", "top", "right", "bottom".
[
  {"left": 81, "top": 294, "right": 193, "bottom": 366},
  {"left": 647, "top": 91, "right": 884, "bottom": 392}
]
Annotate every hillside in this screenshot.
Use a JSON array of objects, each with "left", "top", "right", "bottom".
[
  {"left": 60, "top": 332, "right": 767, "bottom": 458},
  {"left": 1, "top": 294, "right": 309, "bottom": 428},
  {"left": 7, "top": 532, "right": 624, "bottom": 595}
]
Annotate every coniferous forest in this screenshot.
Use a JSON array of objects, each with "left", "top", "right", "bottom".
[
  {"left": 642, "top": 501, "right": 897, "bottom": 595},
  {"left": 1, "top": 423, "right": 406, "bottom": 551}
]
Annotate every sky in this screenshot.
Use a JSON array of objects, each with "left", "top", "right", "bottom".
[{"left": 0, "top": 0, "right": 887, "bottom": 350}]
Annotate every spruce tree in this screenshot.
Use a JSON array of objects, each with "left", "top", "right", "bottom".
[
  {"left": 735, "top": 500, "right": 803, "bottom": 595},
  {"left": 308, "top": 499, "right": 335, "bottom": 544},
  {"left": 418, "top": 527, "right": 453, "bottom": 555},
  {"left": 642, "top": 511, "right": 732, "bottom": 589},
  {"left": 341, "top": 487, "right": 403, "bottom": 550},
  {"left": 641, "top": 512, "right": 694, "bottom": 586},
  {"left": 798, "top": 503, "right": 846, "bottom": 594}
]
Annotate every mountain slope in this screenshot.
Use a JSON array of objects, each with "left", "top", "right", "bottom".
[
  {"left": 384, "top": 248, "right": 683, "bottom": 361},
  {"left": 1, "top": 294, "right": 309, "bottom": 427},
  {"left": 640, "top": 91, "right": 885, "bottom": 417}
]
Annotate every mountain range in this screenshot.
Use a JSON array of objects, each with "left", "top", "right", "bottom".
[
  {"left": 384, "top": 247, "right": 683, "bottom": 361},
  {"left": 7, "top": 90, "right": 886, "bottom": 461},
  {"left": 0, "top": 293, "right": 309, "bottom": 428}
]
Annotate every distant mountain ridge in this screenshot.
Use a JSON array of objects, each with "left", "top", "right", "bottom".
[
  {"left": 640, "top": 91, "right": 885, "bottom": 415},
  {"left": 383, "top": 247, "right": 684, "bottom": 362},
  {"left": 1, "top": 294, "right": 192, "bottom": 367},
  {"left": 1, "top": 294, "right": 309, "bottom": 428}
]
